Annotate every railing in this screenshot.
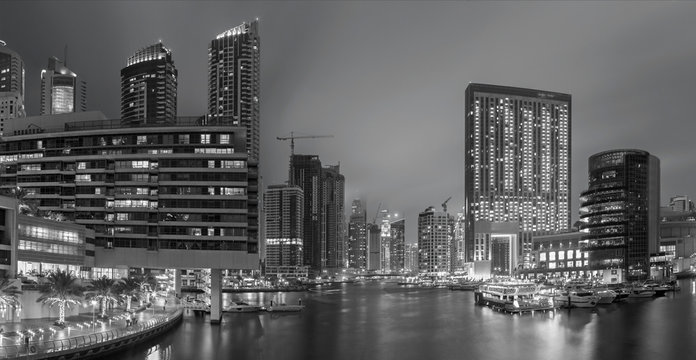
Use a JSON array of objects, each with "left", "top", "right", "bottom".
[{"left": 0, "top": 309, "right": 182, "bottom": 359}]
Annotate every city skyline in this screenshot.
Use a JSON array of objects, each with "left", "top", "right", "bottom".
[{"left": 3, "top": 2, "right": 696, "bottom": 242}]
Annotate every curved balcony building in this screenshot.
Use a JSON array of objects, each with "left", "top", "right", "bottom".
[{"left": 579, "top": 149, "right": 660, "bottom": 281}]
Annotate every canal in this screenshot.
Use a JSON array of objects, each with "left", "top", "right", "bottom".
[{"left": 108, "top": 280, "right": 696, "bottom": 360}]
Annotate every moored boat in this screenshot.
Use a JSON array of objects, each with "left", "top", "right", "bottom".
[
  {"left": 627, "top": 287, "right": 656, "bottom": 298},
  {"left": 553, "top": 290, "right": 599, "bottom": 308},
  {"left": 475, "top": 282, "right": 555, "bottom": 313},
  {"left": 592, "top": 289, "right": 617, "bottom": 304},
  {"left": 265, "top": 304, "right": 305, "bottom": 312},
  {"left": 225, "top": 301, "right": 262, "bottom": 312}
]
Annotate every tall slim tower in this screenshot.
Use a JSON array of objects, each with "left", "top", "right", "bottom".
[
  {"left": 40, "top": 56, "right": 86, "bottom": 115},
  {"left": 120, "top": 42, "right": 177, "bottom": 126},
  {"left": 208, "top": 20, "right": 260, "bottom": 162},
  {"left": 418, "top": 206, "right": 454, "bottom": 277},
  {"left": 390, "top": 218, "right": 405, "bottom": 272},
  {"left": 322, "top": 164, "right": 345, "bottom": 270},
  {"left": 465, "top": 83, "right": 571, "bottom": 267},
  {"left": 264, "top": 184, "right": 304, "bottom": 276},
  {"left": 290, "top": 155, "right": 323, "bottom": 272},
  {"left": 348, "top": 199, "right": 367, "bottom": 270},
  {"left": 0, "top": 41, "right": 25, "bottom": 135}
]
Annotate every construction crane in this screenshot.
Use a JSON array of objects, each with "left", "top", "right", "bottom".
[
  {"left": 442, "top": 196, "right": 452, "bottom": 213},
  {"left": 276, "top": 132, "right": 334, "bottom": 156}
]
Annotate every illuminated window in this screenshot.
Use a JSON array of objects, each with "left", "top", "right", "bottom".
[{"left": 201, "top": 134, "right": 211, "bottom": 144}]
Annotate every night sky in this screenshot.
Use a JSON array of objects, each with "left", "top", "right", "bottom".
[{"left": 3, "top": 1, "right": 696, "bottom": 243}]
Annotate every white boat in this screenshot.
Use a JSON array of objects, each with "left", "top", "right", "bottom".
[
  {"left": 642, "top": 282, "right": 668, "bottom": 296},
  {"left": 265, "top": 304, "right": 305, "bottom": 312},
  {"left": 225, "top": 301, "right": 262, "bottom": 312},
  {"left": 628, "top": 287, "right": 656, "bottom": 298},
  {"left": 553, "top": 290, "right": 599, "bottom": 308},
  {"left": 592, "top": 289, "right": 617, "bottom": 304}
]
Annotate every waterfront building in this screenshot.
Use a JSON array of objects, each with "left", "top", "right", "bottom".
[
  {"left": 322, "top": 165, "right": 345, "bottom": 271},
  {"left": 668, "top": 195, "right": 694, "bottom": 213},
  {"left": 659, "top": 202, "right": 696, "bottom": 275},
  {"left": 404, "top": 243, "right": 419, "bottom": 274},
  {"left": 390, "top": 218, "right": 405, "bottom": 272},
  {"left": 263, "top": 184, "right": 306, "bottom": 277},
  {"left": 347, "top": 199, "right": 367, "bottom": 270},
  {"left": 452, "top": 212, "right": 465, "bottom": 273},
  {"left": 464, "top": 83, "right": 571, "bottom": 267},
  {"left": 0, "top": 41, "right": 26, "bottom": 136},
  {"left": 579, "top": 149, "right": 660, "bottom": 282},
  {"left": 379, "top": 209, "right": 391, "bottom": 272},
  {"left": 520, "top": 231, "right": 589, "bottom": 281},
  {"left": 0, "top": 112, "right": 259, "bottom": 267},
  {"left": 472, "top": 221, "right": 519, "bottom": 276},
  {"left": 289, "top": 155, "right": 322, "bottom": 272},
  {"left": 0, "top": 194, "right": 95, "bottom": 279},
  {"left": 367, "top": 223, "right": 380, "bottom": 271},
  {"left": 120, "top": 42, "right": 177, "bottom": 126},
  {"left": 208, "top": 20, "right": 260, "bottom": 162},
  {"left": 417, "top": 206, "right": 454, "bottom": 277},
  {"left": 40, "top": 57, "right": 86, "bottom": 115}
]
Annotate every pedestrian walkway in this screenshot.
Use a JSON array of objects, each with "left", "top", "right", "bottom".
[{"left": 0, "top": 297, "right": 181, "bottom": 358}]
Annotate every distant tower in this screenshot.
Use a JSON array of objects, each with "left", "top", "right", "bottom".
[
  {"left": 348, "top": 199, "right": 367, "bottom": 270},
  {"left": 0, "top": 40, "right": 25, "bottom": 135},
  {"left": 264, "top": 184, "right": 304, "bottom": 276},
  {"left": 418, "top": 206, "right": 454, "bottom": 277},
  {"left": 290, "top": 155, "right": 323, "bottom": 272},
  {"left": 322, "top": 164, "right": 345, "bottom": 270},
  {"left": 390, "top": 217, "right": 405, "bottom": 272},
  {"left": 120, "top": 42, "right": 177, "bottom": 126},
  {"left": 40, "top": 56, "right": 86, "bottom": 115},
  {"left": 465, "top": 83, "right": 571, "bottom": 267},
  {"left": 580, "top": 149, "right": 660, "bottom": 282},
  {"left": 208, "top": 20, "right": 260, "bottom": 161}
]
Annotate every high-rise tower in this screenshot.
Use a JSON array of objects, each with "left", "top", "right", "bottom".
[
  {"left": 464, "top": 83, "right": 571, "bottom": 267},
  {"left": 418, "top": 206, "right": 454, "bottom": 277},
  {"left": 120, "top": 42, "right": 177, "bottom": 126},
  {"left": 0, "top": 40, "right": 25, "bottom": 135},
  {"left": 40, "top": 56, "right": 86, "bottom": 115},
  {"left": 348, "top": 199, "right": 367, "bottom": 270},
  {"left": 264, "top": 184, "right": 304, "bottom": 276},
  {"left": 208, "top": 20, "right": 260, "bottom": 161},
  {"left": 290, "top": 155, "right": 323, "bottom": 271},
  {"left": 322, "top": 164, "right": 345, "bottom": 270},
  {"left": 580, "top": 149, "right": 660, "bottom": 281}
]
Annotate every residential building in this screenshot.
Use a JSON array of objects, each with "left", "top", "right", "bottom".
[
  {"left": 264, "top": 184, "right": 306, "bottom": 277},
  {"left": 418, "top": 206, "right": 454, "bottom": 277},
  {"left": 367, "top": 223, "right": 380, "bottom": 271},
  {"left": 404, "top": 243, "right": 418, "bottom": 273},
  {"left": 390, "top": 218, "right": 405, "bottom": 272},
  {"left": 120, "top": 42, "right": 177, "bottom": 126},
  {"left": 347, "top": 199, "right": 367, "bottom": 270},
  {"left": 289, "top": 154, "right": 322, "bottom": 271},
  {"left": 40, "top": 57, "right": 86, "bottom": 115},
  {"left": 208, "top": 20, "right": 260, "bottom": 162},
  {"left": 465, "top": 83, "right": 571, "bottom": 266},
  {"left": 0, "top": 41, "right": 25, "bottom": 136},
  {"left": 322, "top": 164, "right": 345, "bottom": 271},
  {"left": 579, "top": 149, "right": 660, "bottom": 282},
  {"left": 520, "top": 231, "right": 589, "bottom": 281}
]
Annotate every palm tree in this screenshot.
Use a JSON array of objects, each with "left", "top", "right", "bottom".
[
  {"left": 36, "top": 270, "right": 84, "bottom": 325},
  {"left": 0, "top": 277, "right": 22, "bottom": 309},
  {"left": 86, "top": 277, "right": 120, "bottom": 318},
  {"left": 133, "top": 274, "right": 156, "bottom": 306},
  {"left": 116, "top": 277, "right": 140, "bottom": 312}
]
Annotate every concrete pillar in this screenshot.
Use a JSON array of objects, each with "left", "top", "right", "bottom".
[
  {"left": 210, "top": 268, "right": 222, "bottom": 324},
  {"left": 174, "top": 270, "right": 182, "bottom": 297}
]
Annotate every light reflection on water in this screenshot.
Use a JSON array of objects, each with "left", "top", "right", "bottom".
[{"left": 109, "top": 280, "right": 696, "bottom": 360}]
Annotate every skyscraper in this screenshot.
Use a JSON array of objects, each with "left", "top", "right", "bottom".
[
  {"left": 0, "top": 41, "right": 25, "bottom": 135},
  {"left": 465, "top": 83, "right": 571, "bottom": 267},
  {"left": 404, "top": 243, "right": 419, "bottom": 273},
  {"left": 580, "top": 149, "right": 660, "bottom": 282},
  {"left": 264, "top": 184, "right": 304, "bottom": 277},
  {"left": 208, "top": 20, "right": 260, "bottom": 162},
  {"left": 390, "top": 218, "right": 405, "bottom": 272},
  {"left": 120, "top": 42, "right": 177, "bottom": 126},
  {"left": 322, "top": 164, "right": 345, "bottom": 270},
  {"left": 367, "top": 223, "right": 381, "bottom": 271},
  {"left": 418, "top": 206, "right": 454, "bottom": 277},
  {"left": 40, "top": 56, "right": 86, "bottom": 115},
  {"left": 348, "top": 199, "right": 367, "bottom": 270},
  {"left": 290, "top": 154, "right": 323, "bottom": 271}
]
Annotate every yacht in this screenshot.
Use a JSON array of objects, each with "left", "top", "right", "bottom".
[
  {"left": 475, "top": 282, "right": 555, "bottom": 313},
  {"left": 627, "top": 287, "right": 656, "bottom": 298},
  {"left": 553, "top": 290, "right": 599, "bottom": 308},
  {"left": 225, "top": 301, "right": 262, "bottom": 313}
]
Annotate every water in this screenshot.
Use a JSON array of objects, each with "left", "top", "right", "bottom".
[{"left": 109, "top": 280, "right": 696, "bottom": 360}]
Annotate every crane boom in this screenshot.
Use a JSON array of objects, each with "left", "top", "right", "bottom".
[
  {"left": 276, "top": 131, "right": 334, "bottom": 155},
  {"left": 442, "top": 196, "right": 452, "bottom": 213}
]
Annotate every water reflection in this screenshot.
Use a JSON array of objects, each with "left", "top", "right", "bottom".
[{"left": 111, "top": 281, "right": 696, "bottom": 360}]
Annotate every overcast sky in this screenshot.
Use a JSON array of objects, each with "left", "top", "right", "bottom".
[{"left": 3, "top": 1, "right": 696, "bottom": 243}]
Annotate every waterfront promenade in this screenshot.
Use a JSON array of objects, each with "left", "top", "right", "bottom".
[{"left": 0, "top": 299, "right": 181, "bottom": 359}]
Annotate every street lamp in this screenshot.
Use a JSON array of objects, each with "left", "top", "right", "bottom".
[{"left": 90, "top": 300, "right": 96, "bottom": 330}]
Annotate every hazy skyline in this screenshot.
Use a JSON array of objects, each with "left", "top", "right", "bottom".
[{"left": 3, "top": 1, "right": 696, "bottom": 242}]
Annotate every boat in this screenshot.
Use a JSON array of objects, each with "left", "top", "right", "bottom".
[
  {"left": 449, "top": 282, "right": 479, "bottom": 291},
  {"left": 265, "top": 304, "right": 305, "bottom": 312},
  {"left": 225, "top": 301, "right": 262, "bottom": 313},
  {"left": 627, "top": 287, "right": 656, "bottom": 298},
  {"left": 592, "top": 289, "right": 617, "bottom": 304},
  {"left": 475, "top": 282, "right": 556, "bottom": 313},
  {"left": 553, "top": 290, "right": 599, "bottom": 308},
  {"left": 642, "top": 281, "right": 669, "bottom": 296}
]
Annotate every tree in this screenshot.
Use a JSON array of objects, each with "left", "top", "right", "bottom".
[
  {"left": 133, "top": 274, "right": 156, "bottom": 305},
  {"left": 86, "top": 277, "right": 120, "bottom": 318},
  {"left": 0, "top": 277, "right": 22, "bottom": 308},
  {"left": 36, "top": 270, "right": 84, "bottom": 325},
  {"left": 116, "top": 277, "right": 140, "bottom": 312}
]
